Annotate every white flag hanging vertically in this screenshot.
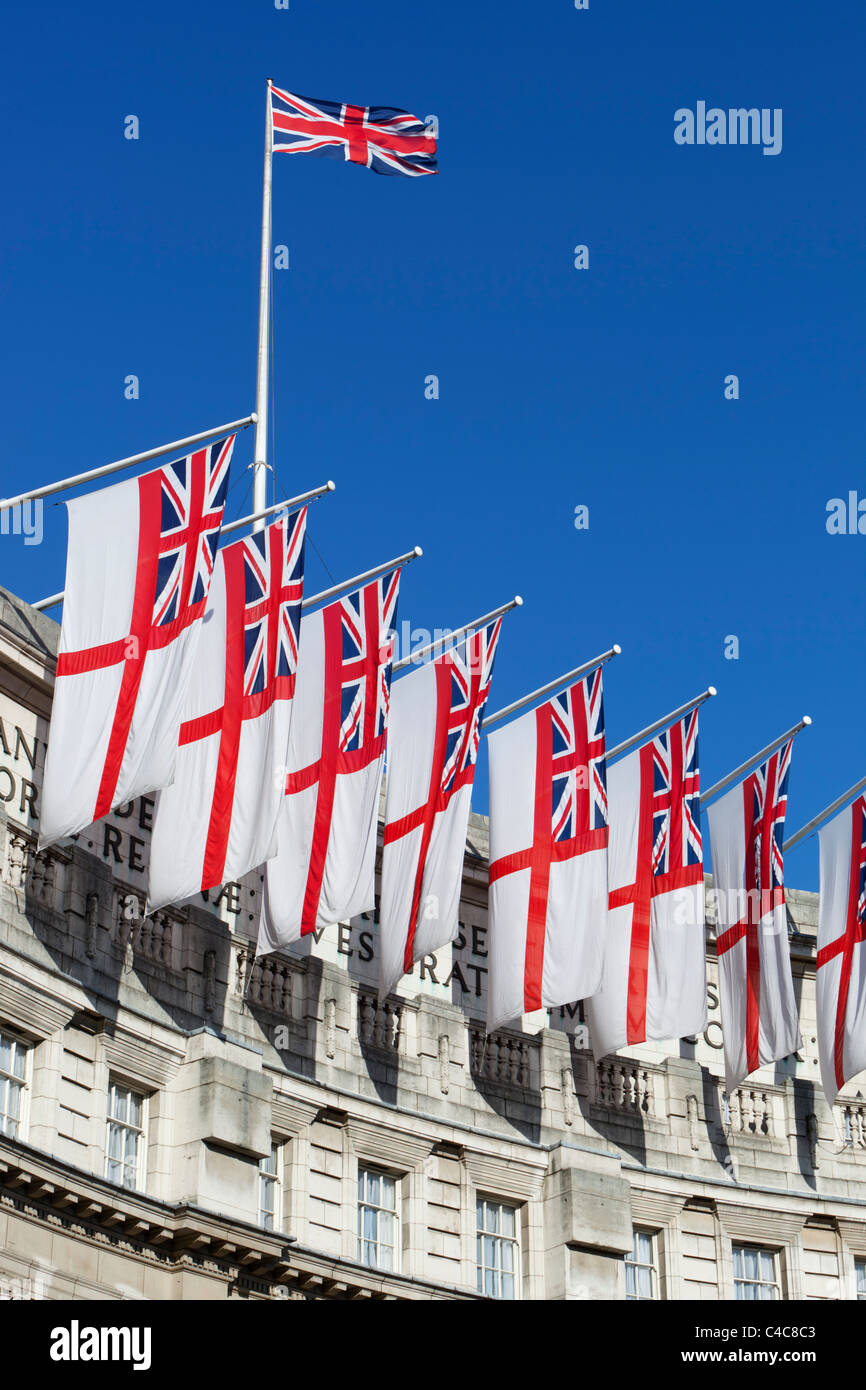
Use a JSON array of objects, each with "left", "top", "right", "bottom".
[
  {"left": 147, "top": 511, "right": 306, "bottom": 911},
  {"left": 257, "top": 568, "right": 401, "bottom": 953},
  {"left": 39, "top": 438, "right": 233, "bottom": 848},
  {"left": 708, "top": 740, "right": 800, "bottom": 1093},
  {"left": 378, "top": 621, "right": 500, "bottom": 1000},
  {"left": 816, "top": 794, "right": 866, "bottom": 1102},
  {"left": 487, "top": 669, "right": 609, "bottom": 1033},
  {"left": 585, "top": 711, "right": 706, "bottom": 1060}
]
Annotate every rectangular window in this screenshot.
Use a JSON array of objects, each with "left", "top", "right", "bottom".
[
  {"left": 733, "top": 1244, "right": 780, "bottom": 1300},
  {"left": 856, "top": 1259, "right": 866, "bottom": 1300},
  {"left": 105, "top": 1080, "right": 145, "bottom": 1191},
  {"left": 476, "top": 1198, "right": 520, "bottom": 1300},
  {"left": 358, "top": 1166, "right": 398, "bottom": 1272},
  {"left": 0, "top": 1031, "right": 27, "bottom": 1140},
  {"left": 260, "top": 1139, "right": 282, "bottom": 1232},
  {"left": 626, "top": 1229, "right": 658, "bottom": 1300}
]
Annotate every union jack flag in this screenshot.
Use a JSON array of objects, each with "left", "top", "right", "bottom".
[
  {"left": 152, "top": 437, "right": 233, "bottom": 627},
  {"left": 338, "top": 570, "right": 401, "bottom": 752},
  {"left": 550, "top": 668, "right": 608, "bottom": 841},
  {"left": 650, "top": 712, "right": 702, "bottom": 876},
  {"left": 440, "top": 621, "right": 501, "bottom": 798},
  {"left": 270, "top": 85, "right": 438, "bottom": 178},
  {"left": 241, "top": 510, "right": 306, "bottom": 697},
  {"left": 748, "top": 740, "right": 792, "bottom": 901}
]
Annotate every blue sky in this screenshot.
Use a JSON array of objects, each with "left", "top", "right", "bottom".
[{"left": 1, "top": 0, "right": 863, "bottom": 886}]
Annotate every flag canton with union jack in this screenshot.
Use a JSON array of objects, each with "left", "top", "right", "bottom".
[
  {"left": 241, "top": 511, "right": 306, "bottom": 697},
  {"left": 651, "top": 712, "right": 702, "bottom": 876},
  {"left": 153, "top": 437, "right": 232, "bottom": 627},
  {"left": 855, "top": 797, "right": 866, "bottom": 928},
  {"left": 748, "top": 741, "right": 792, "bottom": 896},
  {"left": 270, "top": 86, "right": 437, "bottom": 178},
  {"left": 440, "top": 620, "right": 500, "bottom": 798},
  {"left": 338, "top": 570, "right": 401, "bottom": 752},
  {"left": 550, "top": 668, "right": 608, "bottom": 841}
]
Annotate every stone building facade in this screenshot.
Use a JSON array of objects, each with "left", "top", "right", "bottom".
[{"left": 0, "top": 584, "right": 865, "bottom": 1301}]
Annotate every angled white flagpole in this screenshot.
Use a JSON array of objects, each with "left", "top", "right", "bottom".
[
  {"left": 31, "top": 482, "right": 336, "bottom": 612},
  {"left": 606, "top": 687, "right": 717, "bottom": 765},
  {"left": 301, "top": 546, "right": 422, "bottom": 612},
  {"left": 393, "top": 595, "right": 523, "bottom": 673},
  {"left": 701, "top": 715, "right": 812, "bottom": 809},
  {"left": 252, "top": 79, "right": 275, "bottom": 532},
  {"left": 221, "top": 480, "right": 334, "bottom": 538},
  {"left": 0, "top": 415, "right": 256, "bottom": 514},
  {"left": 783, "top": 774, "right": 866, "bottom": 853},
  {"left": 481, "top": 644, "right": 621, "bottom": 734}
]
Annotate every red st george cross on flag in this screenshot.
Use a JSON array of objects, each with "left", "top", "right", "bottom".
[
  {"left": 586, "top": 712, "right": 707, "bottom": 1061},
  {"left": 487, "top": 669, "right": 610, "bottom": 1033},
  {"left": 269, "top": 85, "right": 438, "bottom": 177},
  {"left": 708, "top": 741, "right": 800, "bottom": 1092},
  {"left": 378, "top": 621, "right": 501, "bottom": 1001},
  {"left": 817, "top": 795, "right": 866, "bottom": 1100},
  {"left": 39, "top": 438, "right": 234, "bottom": 849},
  {"left": 257, "top": 569, "right": 402, "bottom": 955},
  {"left": 147, "top": 510, "right": 307, "bottom": 913}
]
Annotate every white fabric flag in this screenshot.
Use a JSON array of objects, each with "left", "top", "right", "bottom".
[
  {"left": 147, "top": 511, "right": 306, "bottom": 911},
  {"left": 39, "top": 437, "right": 233, "bottom": 848},
  {"left": 378, "top": 621, "right": 500, "bottom": 1000},
  {"left": 257, "top": 567, "right": 401, "bottom": 953},
  {"left": 816, "top": 794, "right": 866, "bottom": 1102},
  {"left": 585, "top": 711, "right": 706, "bottom": 1061},
  {"left": 487, "top": 668, "right": 609, "bottom": 1033},
  {"left": 708, "top": 740, "right": 800, "bottom": 1093}
]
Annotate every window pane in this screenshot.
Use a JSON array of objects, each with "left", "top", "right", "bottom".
[
  {"left": 502, "top": 1206, "right": 516, "bottom": 1239},
  {"left": 501, "top": 1241, "right": 514, "bottom": 1274},
  {"left": 743, "top": 1248, "right": 758, "bottom": 1280},
  {"left": 382, "top": 1175, "right": 395, "bottom": 1210},
  {"left": 760, "top": 1251, "right": 775, "bottom": 1281},
  {"left": 488, "top": 1204, "right": 500, "bottom": 1235},
  {"left": 476, "top": 1199, "right": 484, "bottom": 1227},
  {"left": 501, "top": 1271, "right": 514, "bottom": 1300},
  {"left": 128, "top": 1092, "right": 142, "bottom": 1127}
]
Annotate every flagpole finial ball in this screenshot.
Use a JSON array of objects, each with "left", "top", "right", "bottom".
[
  {"left": 514, "top": 595, "right": 524, "bottom": 607},
  {"left": 708, "top": 686, "right": 718, "bottom": 697},
  {"left": 326, "top": 480, "right": 336, "bottom": 492},
  {"left": 250, "top": 412, "right": 258, "bottom": 424},
  {"left": 413, "top": 546, "right": 423, "bottom": 558},
  {"left": 612, "top": 644, "right": 622, "bottom": 656},
  {"left": 802, "top": 715, "right": 812, "bottom": 726}
]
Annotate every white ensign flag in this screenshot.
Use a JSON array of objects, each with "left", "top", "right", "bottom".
[
  {"left": 487, "top": 669, "right": 609, "bottom": 1033},
  {"left": 585, "top": 711, "right": 706, "bottom": 1060},
  {"left": 39, "top": 438, "right": 233, "bottom": 848},
  {"left": 147, "top": 511, "right": 306, "bottom": 911},
  {"left": 816, "top": 794, "right": 866, "bottom": 1102},
  {"left": 708, "top": 740, "right": 800, "bottom": 1093},
  {"left": 378, "top": 622, "right": 500, "bottom": 1000},
  {"left": 257, "top": 568, "right": 401, "bottom": 954}
]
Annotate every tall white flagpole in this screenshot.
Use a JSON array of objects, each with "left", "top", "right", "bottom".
[{"left": 252, "top": 79, "right": 274, "bottom": 531}]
